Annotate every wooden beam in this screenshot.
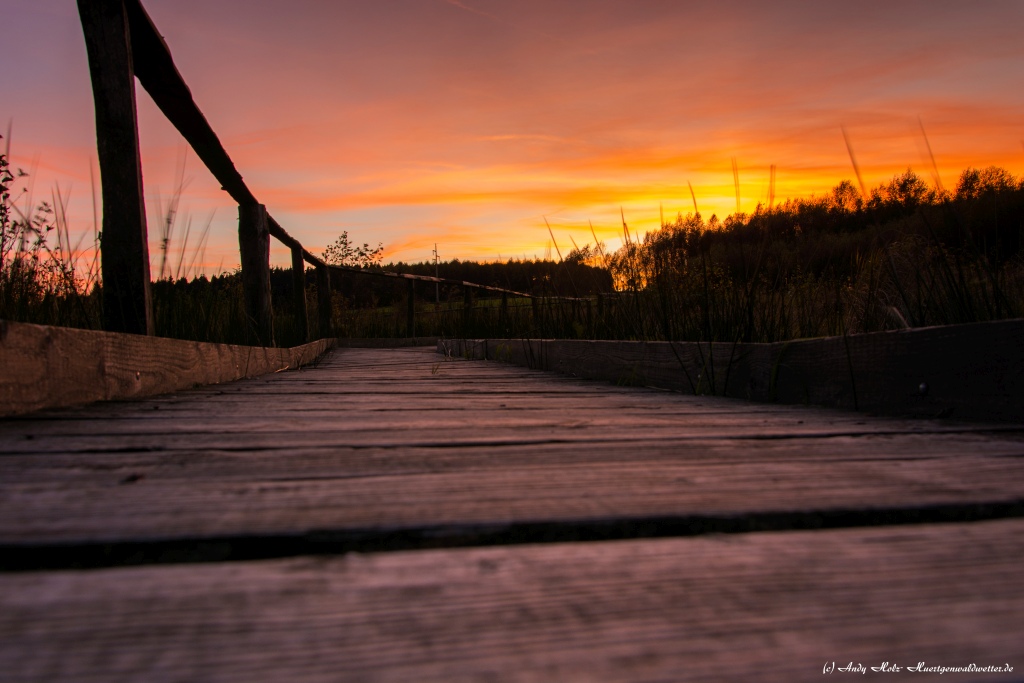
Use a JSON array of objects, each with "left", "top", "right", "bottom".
[
  {"left": 77, "top": 0, "right": 153, "bottom": 336},
  {"left": 449, "top": 318, "right": 1024, "bottom": 422},
  {"left": 316, "top": 264, "right": 333, "bottom": 339},
  {"left": 120, "top": 3, "right": 334, "bottom": 276},
  {"left": 266, "top": 214, "right": 311, "bottom": 257},
  {"left": 301, "top": 249, "right": 323, "bottom": 267},
  {"left": 0, "top": 320, "right": 333, "bottom": 416},
  {"left": 290, "top": 246, "right": 309, "bottom": 344},
  {"left": 120, "top": 0, "right": 331, "bottom": 274},
  {"left": 121, "top": 0, "right": 256, "bottom": 206},
  {"left": 3, "top": 521, "right": 1021, "bottom": 679},
  {"left": 238, "top": 203, "right": 274, "bottom": 347}
]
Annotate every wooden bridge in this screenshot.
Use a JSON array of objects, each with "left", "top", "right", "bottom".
[
  {"left": 3, "top": 3, "right": 1020, "bottom": 679},
  {"left": 2, "top": 340, "right": 1023, "bottom": 681}
]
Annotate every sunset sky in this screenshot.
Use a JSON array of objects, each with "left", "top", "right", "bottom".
[{"left": 5, "top": 0, "right": 1024, "bottom": 273}]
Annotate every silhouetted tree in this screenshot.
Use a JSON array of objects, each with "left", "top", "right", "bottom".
[{"left": 322, "top": 231, "right": 384, "bottom": 268}]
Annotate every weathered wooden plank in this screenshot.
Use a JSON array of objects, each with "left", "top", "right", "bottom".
[
  {"left": 2, "top": 347, "right": 1022, "bottom": 546},
  {"left": 0, "top": 320, "right": 333, "bottom": 416},
  {"left": 4, "top": 431, "right": 1020, "bottom": 484},
  {"left": 7, "top": 387, "right": 803, "bottom": 414},
  {"left": 333, "top": 337, "right": 439, "bottom": 348},
  {"left": 1, "top": 520, "right": 1021, "bottom": 682},
  {"left": 4, "top": 407, "right": 1016, "bottom": 443},
  {"left": 0, "top": 400, "right": 962, "bottom": 431},
  {"left": 77, "top": 0, "right": 153, "bottom": 335},
  {"left": 449, "top": 319, "right": 1024, "bottom": 421},
  {"left": 5, "top": 345, "right": 1019, "bottom": 444},
  {"left": 2, "top": 445, "right": 1022, "bottom": 545}
]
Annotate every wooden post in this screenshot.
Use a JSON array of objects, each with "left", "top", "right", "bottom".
[
  {"left": 463, "top": 286, "right": 473, "bottom": 338},
  {"left": 406, "top": 279, "right": 416, "bottom": 338},
  {"left": 500, "top": 291, "right": 508, "bottom": 333},
  {"left": 238, "top": 202, "right": 274, "bottom": 346},
  {"left": 78, "top": 0, "right": 153, "bottom": 336},
  {"left": 316, "top": 264, "right": 333, "bottom": 339},
  {"left": 290, "top": 246, "right": 309, "bottom": 344}
]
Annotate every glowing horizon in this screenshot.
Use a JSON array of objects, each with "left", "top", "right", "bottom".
[{"left": 4, "top": 0, "right": 1024, "bottom": 274}]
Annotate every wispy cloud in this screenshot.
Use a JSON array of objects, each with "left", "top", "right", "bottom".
[{"left": 442, "top": 0, "right": 500, "bottom": 22}]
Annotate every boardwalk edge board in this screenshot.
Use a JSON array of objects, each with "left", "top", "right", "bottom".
[
  {"left": 441, "top": 318, "right": 1024, "bottom": 421},
  {"left": 0, "top": 320, "right": 335, "bottom": 416}
]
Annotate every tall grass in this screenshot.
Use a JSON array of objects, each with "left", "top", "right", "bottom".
[
  {"left": 313, "top": 166, "right": 1024, "bottom": 342},
  {"left": 600, "top": 167, "right": 1024, "bottom": 344},
  {"left": 1, "top": 135, "right": 101, "bottom": 328}
]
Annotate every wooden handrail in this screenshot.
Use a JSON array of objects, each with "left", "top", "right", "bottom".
[
  {"left": 80, "top": 0, "right": 591, "bottom": 345},
  {"left": 123, "top": 0, "right": 256, "bottom": 207}
]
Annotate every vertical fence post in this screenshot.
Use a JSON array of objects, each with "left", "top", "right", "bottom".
[
  {"left": 316, "top": 264, "right": 332, "bottom": 339},
  {"left": 500, "top": 291, "right": 508, "bottom": 334},
  {"left": 78, "top": 0, "right": 153, "bottom": 336},
  {"left": 290, "top": 246, "right": 309, "bottom": 343},
  {"left": 462, "top": 286, "right": 473, "bottom": 338},
  {"left": 238, "top": 202, "right": 274, "bottom": 346},
  {"left": 404, "top": 279, "right": 415, "bottom": 338}
]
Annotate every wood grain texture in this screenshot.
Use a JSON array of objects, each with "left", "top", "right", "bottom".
[
  {"left": 1, "top": 520, "right": 1021, "bottom": 682},
  {"left": 447, "top": 319, "right": 1024, "bottom": 421},
  {"left": 2, "top": 347, "right": 1022, "bottom": 546},
  {"left": 0, "top": 320, "right": 333, "bottom": 416},
  {"left": 2, "top": 347, "right": 1022, "bottom": 679}
]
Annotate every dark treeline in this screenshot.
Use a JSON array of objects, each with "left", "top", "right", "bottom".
[
  {"left": 606, "top": 166, "right": 1024, "bottom": 342},
  {"left": 7, "top": 134, "right": 1024, "bottom": 345},
  {"left": 381, "top": 258, "right": 609, "bottom": 299},
  {"left": 146, "top": 258, "right": 614, "bottom": 345}
]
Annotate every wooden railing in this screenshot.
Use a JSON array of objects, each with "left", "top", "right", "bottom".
[{"left": 78, "top": 0, "right": 584, "bottom": 347}]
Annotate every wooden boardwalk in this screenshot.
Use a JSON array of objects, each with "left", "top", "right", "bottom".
[{"left": 1, "top": 346, "right": 1022, "bottom": 682}]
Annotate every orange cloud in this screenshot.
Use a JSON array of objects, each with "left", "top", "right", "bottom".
[{"left": 7, "top": 0, "right": 1024, "bottom": 268}]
